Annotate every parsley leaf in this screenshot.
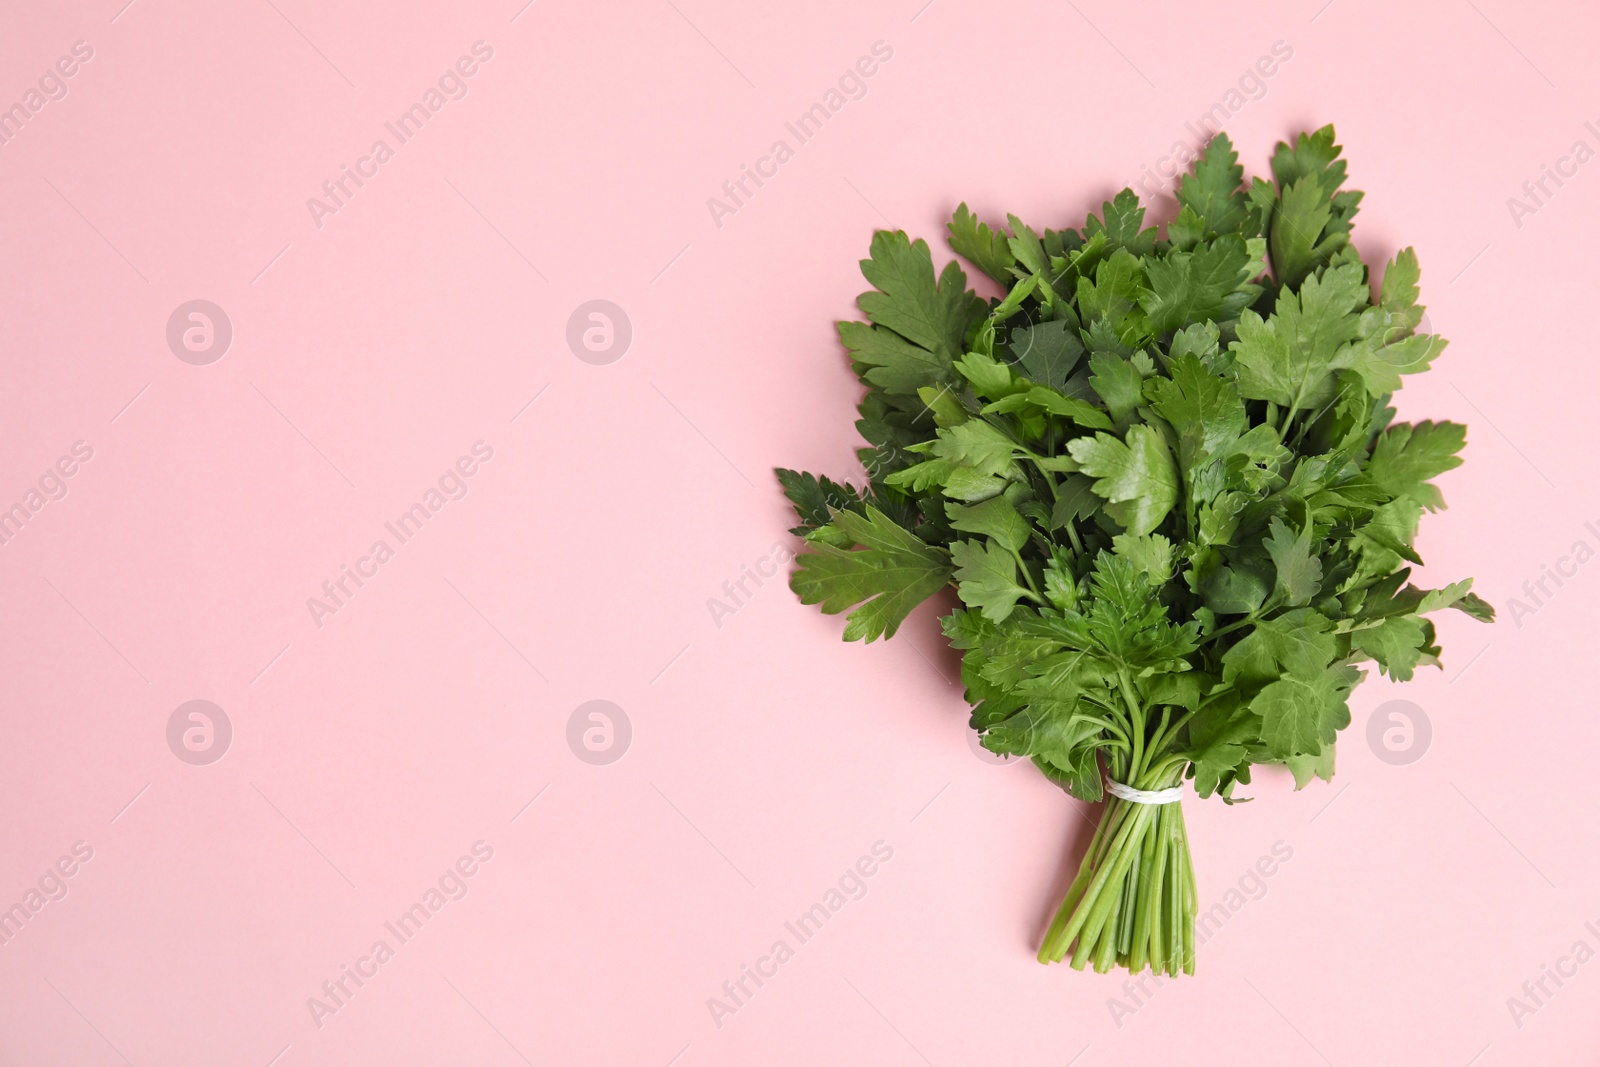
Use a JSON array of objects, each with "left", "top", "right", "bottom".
[
  {"left": 951, "top": 539, "right": 1034, "bottom": 622},
  {"left": 1232, "top": 261, "right": 1367, "bottom": 412},
  {"left": 1068, "top": 425, "right": 1179, "bottom": 536},
  {"left": 1367, "top": 420, "right": 1466, "bottom": 510},
  {"left": 947, "top": 203, "right": 1017, "bottom": 284},
  {"left": 1175, "top": 131, "right": 1249, "bottom": 236},
  {"left": 838, "top": 230, "right": 984, "bottom": 395},
  {"left": 790, "top": 505, "right": 952, "bottom": 641}
]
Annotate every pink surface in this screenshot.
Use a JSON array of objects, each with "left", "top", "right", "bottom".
[{"left": 1, "top": 0, "right": 1596, "bottom": 1064}]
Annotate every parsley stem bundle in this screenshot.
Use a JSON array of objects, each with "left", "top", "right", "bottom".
[
  {"left": 779, "top": 126, "right": 1492, "bottom": 974},
  {"left": 1039, "top": 758, "right": 1194, "bottom": 971}
]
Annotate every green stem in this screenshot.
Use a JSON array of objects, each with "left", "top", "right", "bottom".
[
  {"left": 1206, "top": 609, "right": 1267, "bottom": 642},
  {"left": 1117, "top": 669, "right": 1146, "bottom": 782},
  {"left": 1090, "top": 713, "right": 1132, "bottom": 749},
  {"left": 1146, "top": 709, "right": 1192, "bottom": 760},
  {"left": 1039, "top": 801, "right": 1148, "bottom": 962},
  {"left": 1037, "top": 684, "right": 1198, "bottom": 975},
  {"left": 1010, "top": 548, "right": 1042, "bottom": 596},
  {"left": 1146, "top": 707, "right": 1172, "bottom": 764},
  {"left": 1277, "top": 382, "right": 1306, "bottom": 440},
  {"left": 1064, "top": 521, "right": 1085, "bottom": 558}
]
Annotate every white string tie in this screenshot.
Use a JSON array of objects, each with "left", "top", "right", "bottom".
[{"left": 1106, "top": 779, "right": 1184, "bottom": 805}]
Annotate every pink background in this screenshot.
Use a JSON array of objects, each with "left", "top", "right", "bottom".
[{"left": 1, "top": 0, "right": 1597, "bottom": 1063}]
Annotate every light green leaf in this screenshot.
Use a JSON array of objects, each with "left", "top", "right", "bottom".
[
  {"left": 1414, "top": 579, "right": 1473, "bottom": 614},
  {"left": 1084, "top": 189, "right": 1157, "bottom": 255},
  {"left": 790, "top": 505, "right": 952, "bottom": 642},
  {"left": 1067, "top": 424, "right": 1179, "bottom": 536},
  {"left": 1042, "top": 547, "right": 1080, "bottom": 612},
  {"left": 1270, "top": 174, "right": 1336, "bottom": 289},
  {"left": 948, "top": 495, "right": 1031, "bottom": 553},
  {"left": 839, "top": 230, "right": 981, "bottom": 395},
  {"left": 946, "top": 203, "right": 1016, "bottom": 284},
  {"left": 1286, "top": 744, "right": 1336, "bottom": 789},
  {"left": 1221, "top": 609, "right": 1337, "bottom": 686},
  {"left": 1077, "top": 249, "right": 1151, "bottom": 346},
  {"left": 1175, "top": 132, "right": 1248, "bottom": 235},
  {"left": 951, "top": 539, "right": 1032, "bottom": 622},
  {"left": 1263, "top": 517, "right": 1323, "bottom": 606},
  {"left": 1147, "top": 353, "right": 1247, "bottom": 472},
  {"left": 1231, "top": 261, "right": 1368, "bottom": 412},
  {"left": 1254, "top": 664, "right": 1361, "bottom": 758},
  {"left": 1088, "top": 351, "right": 1145, "bottom": 424},
  {"left": 982, "top": 386, "right": 1111, "bottom": 429},
  {"left": 1350, "top": 614, "right": 1428, "bottom": 680},
  {"left": 1140, "top": 235, "right": 1254, "bottom": 335},
  {"left": 1367, "top": 421, "right": 1466, "bottom": 511},
  {"left": 954, "top": 348, "right": 1023, "bottom": 401},
  {"left": 1112, "top": 532, "right": 1174, "bottom": 584}
]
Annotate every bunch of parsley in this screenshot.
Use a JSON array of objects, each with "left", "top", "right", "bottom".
[{"left": 777, "top": 126, "right": 1493, "bottom": 975}]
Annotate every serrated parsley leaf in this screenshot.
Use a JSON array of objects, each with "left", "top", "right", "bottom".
[
  {"left": 1367, "top": 421, "right": 1466, "bottom": 510},
  {"left": 1270, "top": 175, "right": 1336, "bottom": 289},
  {"left": 775, "top": 468, "right": 865, "bottom": 533},
  {"left": 983, "top": 386, "right": 1112, "bottom": 430},
  {"left": 955, "top": 348, "right": 1022, "bottom": 401},
  {"left": 1351, "top": 614, "right": 1427, "bottom": 680},
  {"left": 886, "top": 419, "right": 1024, "bottom": 499},
  {"left": 1067, "top": 425, "right": 1179, "bottom": 536},
  {"left": 1345, "top": 331, "right": 1446, "bottom": 395},
  {"left": 951, "top": 539, "right": 1033, "bottom": 622},
  {"left": 1085, "top": 189, "right": 1157, "bottom": 256},
  {"left": 1254, "top": 663, "right": 1361, "bottom": 758},
  {"left": 1186, "top": 694, "right": 1258, "bottom": 798},
  {"left": 1271, "top": 124, "right": 1349, "bottom": 194},
  {"left": 1077, "top": 249, "right": 1152, "bottom": 348},
  {"left": 1286, "top": 744, "right": 1336, "bottom": 790},
  {"left": 948, "top": 495, "right": 1031, "bottom": 553},
  {"left": 1112, "top": 532, "right": 1175, "bottom": 584},
  {"left": 1140, "top": 235, "right": 1255, "bottom": 335},
  {"left": 1087, "top": 351, "right": 1145, "bottom": 424},
  {"left": 1147, "top": 353, "right": 1247, "bottom": 472},
  {"left": 1263, "top": 517, "right": 1323, "bottom": 606},
  {"left": 947, "top": 203, "right": 1016, "bottom": 284},
  {"left": 1231, "top": 261, "right": 1368, "bottom": 412},
  {"left": 839, "top": 230, "right": 982, "bottom": 395},
  {"left": 1268, "top": 125, "right": 1358, "bottom": 287},
  {"left": 790, "top": 505, "right": 952, "bottom": 642},
  {"left": 1175, "top": 131, "right": 1249, "bottom": 236},
  {"left": 1221, "top": 608, "right": 1337, "bottom": 686},
  {"left": 1376, "top": 247, "right": 1424, "bottom": 331}
]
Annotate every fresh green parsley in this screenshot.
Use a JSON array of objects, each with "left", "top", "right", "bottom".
[{"left": 777, "top": 126, "right": 1492, "bottom": 975}]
